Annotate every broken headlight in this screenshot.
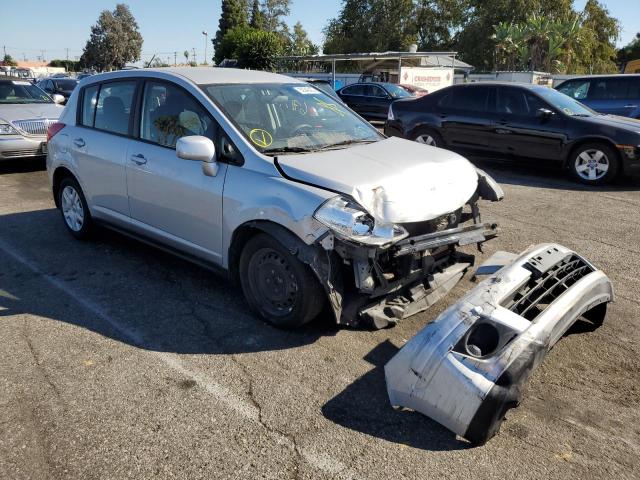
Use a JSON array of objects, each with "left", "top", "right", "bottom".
[{"left": 314, "top": 195, "right": 409, "bottom": 246}]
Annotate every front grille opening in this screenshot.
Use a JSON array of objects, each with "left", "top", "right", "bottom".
[{"left": 503, "top": 254, "right": 594, "bottom": 321}]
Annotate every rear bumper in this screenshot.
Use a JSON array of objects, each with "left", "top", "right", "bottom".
[
  {"left": 0, "top": 135, "right": 47, "bottom": 159},
  {"left": 384, "top": 243, "right": 613, "bottom": 444}
]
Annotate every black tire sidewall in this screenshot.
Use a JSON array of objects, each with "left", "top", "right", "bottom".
[
  {"left": 239, "top": 233, "right": 323, "bottom": 328},
  {"left": 58, "top": 177, "right": 92, "bottom": 239},
  {"left": 570, "top": 143, "right": 619, "bottom": 185}
]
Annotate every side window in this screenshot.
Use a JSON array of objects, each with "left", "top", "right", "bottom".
[
  {"left": 80, "top": 85, "right": 99, "bottom": 127},
  {"left": 94, "top": 81, "right": 136, "bottom": 135},
  {"left": 525, "top": 93, "right": 548, "bottom": 114},
  {"left": 140, "top": 81, "right": 214, "bottom": 149},
  {"left": 627, "top": 78, "right": 640, "bottom": 99},
  {"left": 437, "top": 91, "right": 453, "bottom": 108},
  {"left": 558, "top": 80, "right": 590, "bottom": 100},
  {"left": 452, "top": 87, "right": 489, "bottom": 112},
  {"left": 589, "top": 79, "right": 629, "bottom": 100},
  {"left": 342, "top": 85, "right": 363, "bottom": 96},
  {"left": 369, "top": 85, "right": 387, "bottom": 98},
  {"left": 496, "top": 88, "right": 529, "bottom": 116}
]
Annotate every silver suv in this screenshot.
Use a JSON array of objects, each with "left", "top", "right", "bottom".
[{"left": 47, "top": 68, "right": 503, "bottom": 329}]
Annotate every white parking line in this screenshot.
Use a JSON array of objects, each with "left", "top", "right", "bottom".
[{"left": 0, "top": 238, "right": 358, "bottom": 479}]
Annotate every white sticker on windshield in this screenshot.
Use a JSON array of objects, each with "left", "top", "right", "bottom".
[
  {"left": 293, "top": 86, "right": 317, "bottom": 95},
  {"left": 12, "top": 81, "right": 31, "bottom": 85}
]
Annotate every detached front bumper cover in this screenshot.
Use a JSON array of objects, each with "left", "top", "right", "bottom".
[{"left": 384, "top": 243, "right": 613, "bottom": 444}]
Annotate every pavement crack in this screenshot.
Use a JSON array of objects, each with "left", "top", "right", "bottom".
[{"left": 21, "top": 320, "right": 64, "bottom": 408}]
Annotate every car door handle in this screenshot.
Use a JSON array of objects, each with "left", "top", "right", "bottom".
[
  {"left": 130, "top": 153, "right": 147, "bottom": 165},
  {"left": 73, "top": 138, "right": 85, "bottom": 148}
]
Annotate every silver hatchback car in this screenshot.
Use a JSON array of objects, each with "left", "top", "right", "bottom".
[{"left": 47, "top": 68, "right": 503, "bottom": 329}]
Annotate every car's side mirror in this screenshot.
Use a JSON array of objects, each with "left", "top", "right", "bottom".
[
  {"left": 176, "top": 135, "right": 218, "bottom": 176},
  {"left": 52, "top": 94, "right": 65, "bottom": 104},
  {"left": 536, "top": 108, "right": 554, "bottom": 119}
]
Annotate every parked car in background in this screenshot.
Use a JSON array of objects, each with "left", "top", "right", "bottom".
[
  {"left": 0, "top": 75, "right": 64, "bottom": 160},
  {"left": 46, "top": 67, "right": 502, "bottom": 329},
  {"left": 77, "top": 72, "right": 96, "bottom": 80},
  {"left": 337, "top": 82, "right": 412, "bottom": 120},
  {"left": 36, "top": 77, "right": 79, "bottom": 103},
  {"left": 299, "top": 78, "right": 344, "bottom": 103},
  {"left": 399, "top": 84, "right": 429, "bottom": 97},
  {"left": 555, "top": 74, "right": 640, "bottom": 118},
  {"left": 385, "top": 82, "right": 640, "bottom": 185}
]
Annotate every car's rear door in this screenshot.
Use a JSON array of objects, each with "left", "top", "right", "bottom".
[
  {"left": 70, "top": 80, "right": 136, "bottom": 225},
  {"left": 438, "top": 85, "right": 496, "bottom": 155},
  {"left": 367, "top": 85, "right": 392, "bottom": 119},
  {"left": 338, "top": 84, "right": 366, "bottom": 116},
  {"left": 124, "top": 79, "right": 228, "bottom": 264},
  {"left": 586, "top": 77, "right": 633, "bottom": 116}
]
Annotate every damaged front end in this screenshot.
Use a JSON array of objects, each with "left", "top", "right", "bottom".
[
  {"left": 311, "top": 170, "right": 503, "bottom": 329},
  {"left": 384, "top": 243, "right": 614, "bottom": 444}
]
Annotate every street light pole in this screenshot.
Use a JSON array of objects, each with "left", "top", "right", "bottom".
[{"left": 202, "top": 31, "right": 208, "bottom": 65}]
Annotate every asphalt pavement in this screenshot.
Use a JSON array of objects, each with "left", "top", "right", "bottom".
[{"left": 1, "top": 157, "right": 639, "bottom": 479}]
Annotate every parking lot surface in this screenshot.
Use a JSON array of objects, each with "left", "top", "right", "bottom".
[{"left": 1, "top": 158, "right": 639, "bottom": 479}]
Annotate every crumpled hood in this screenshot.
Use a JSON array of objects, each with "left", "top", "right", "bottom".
[
  {"left": 276, "top": 136, "right": 479, "bottom": 223},
  {"left": 0, "top": 103, "right": 63, "bottom": 123}
]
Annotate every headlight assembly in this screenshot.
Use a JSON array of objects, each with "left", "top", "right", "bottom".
[
  {"left": 0, "top": 123, "right": 19, "bottom": 135},
  {"left": 313, "top": 195, "right": 408, "bottom": 246}
]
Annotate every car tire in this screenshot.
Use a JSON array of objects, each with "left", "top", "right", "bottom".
[
  {"left": 239, "top": 233, "right": 325, "bottom": 328},
  {"left": 412, "top": 127, "right": 443, "bottom": 148},
  {"left": 58, "top": 176, "right": 93, "bottom": 239},
  {"left": 569, "top": 142, "right": 619, "bottom": 185}
]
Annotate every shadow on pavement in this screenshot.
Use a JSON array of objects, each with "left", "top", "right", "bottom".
[
  {"left": 322, "top": 340, "right": 471, "bottom": 452},
  {"left": 0, "top": 208, "right": 338, "bottom": 355},
  {"left": 0, "top": 157, "right": 46, "bottom": 174},
  {"left": 472, "top": 158, "right": 640, "bottom": 192}
]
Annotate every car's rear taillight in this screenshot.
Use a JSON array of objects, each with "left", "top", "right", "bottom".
[{"left": 47, "top": 122, "right": 65, "bottom": 141}]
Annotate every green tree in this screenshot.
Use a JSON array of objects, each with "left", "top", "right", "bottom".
[
  {"left": 289, "top": 21, "right": 318, "bottom": 56},
  {"left": 218, "top": 25, "right": 285, "bottom": 70},
  {"left": 79, "top": 3, "right": 143, "bottom": 71},
  {"left": 249, "top": 0, "right": 265, "bottom": 29},
  {"left": 183, "top": 50, "right": 190, "bottom": 64},
  {"left": 577, "top": 0, "right": 619, "bottom": 73},
  {"left": 618, "top": 33, "right": 640, "bottom": 64},
  {"left": 213, "top": 0, "right": 249, "bottom": 64},
  {"left": 2, "top": 54, "right": 18, "bottom": 66},
  {"left": 415, "top": 0, "right": 471, "bottom": 50},
  {"left": 323, "top": 0, "right": 416, "bottom": 53},
  {"left": 48, "top": 59, "right": 81, "bottom": 71},
  {"left": 261, "top": 0, "right": 291, "bottom": 32}
]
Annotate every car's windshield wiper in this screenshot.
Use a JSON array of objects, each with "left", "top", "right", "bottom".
[
  {"left": 262, "top": 146, "right": 316, "bottom": 155},
  {"left": 317, "top": 138, "right": 379, "bottom": 150}
]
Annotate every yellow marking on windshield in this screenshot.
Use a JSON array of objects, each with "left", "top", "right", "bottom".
[
  {"left": 313, "top": 97, "right": 345, "bottom": 117},
  {"left": 249, "top": 128, "right": 273, "bottom": 148}
]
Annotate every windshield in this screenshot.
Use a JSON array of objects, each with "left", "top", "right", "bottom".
[
  {"left": 204, "top": 83, "right": 383, "bottom": 154},
  {"left": 384, "top": 83, "right": 412, "bottom": 99},
  {"left": 0, "top": 80, "right": 52, "bottom": 104},
  {"left": 54, "top": 79, "right": 78, "bottom": 91},
  {"left": 533, "top": 87, "right": 596, "bottom": 116}
]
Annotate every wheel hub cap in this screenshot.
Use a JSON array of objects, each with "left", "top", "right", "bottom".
[
  {"left": 575, "top": 149, "right": 609, "bottom": 181},
  {"left": 61, "top": 185, "right": 84, "bottom": 232}
]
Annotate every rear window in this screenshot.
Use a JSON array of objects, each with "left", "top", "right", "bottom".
[
  {"left": 54, "top": 79, "right": 78, "bottom": 90},
  {"left": 341, "top": 85, "right": 365, "bottom": 96}
]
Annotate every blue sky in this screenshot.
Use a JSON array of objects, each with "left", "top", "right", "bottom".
[{"left": 1, "top": 0, "right": 638, "bottom": 64}]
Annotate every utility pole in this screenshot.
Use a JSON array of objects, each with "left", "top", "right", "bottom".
[
  {"left": 174, "top": 51, "right": 177, "bottom": 66},
  {"left": 192, "top": 48, "right": 196, "bottom": 65},
  {"left": 66, "top": 48, "right": 69, "bottom": 61},
  {"left": 202, "top": 31, "right": 208, "bottom": 65},
  {"left": 41, "top": 50, "right": 45, "bottom": 62},
  {"left": 2, "top": 45, "right": 6, "bottom": 58}
]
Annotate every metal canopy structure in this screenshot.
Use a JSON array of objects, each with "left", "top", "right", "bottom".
[{"left": 275, "top": 51, "right": 473, "bottom": 88}]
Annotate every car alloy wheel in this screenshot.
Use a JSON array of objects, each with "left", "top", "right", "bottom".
[
  {"left": 415, "top": 134, "right": 437, "bottom": 146},
  {"left": 574, "top": 148, "right": 610, "bottom": 181},
  {"left": 61, "top": 185, "right": 85, "bottom": 232}
]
